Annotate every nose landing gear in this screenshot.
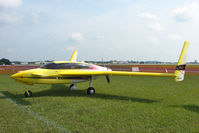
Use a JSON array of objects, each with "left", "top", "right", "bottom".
[{"left": 24, "top": 89, "right": 32, "bottom": 97}]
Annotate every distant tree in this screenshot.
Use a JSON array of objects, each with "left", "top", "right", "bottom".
[
  {"left": 140, "top": 61, "right": 144, "bottom": 64},
  {"left": 0, "top": 58, "right": 11, "bottom": 65},
  {"left": 28, "top": 62, "right": 35, "bottom": 64}
]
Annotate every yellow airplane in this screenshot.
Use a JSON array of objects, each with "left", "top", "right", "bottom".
[{"left": 11, "top": 41, "right": 189, "bottom": 97}]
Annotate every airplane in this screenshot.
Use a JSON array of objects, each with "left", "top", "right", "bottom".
[{"left": 11, "top": 41, "right": 189, "bottom": 97}]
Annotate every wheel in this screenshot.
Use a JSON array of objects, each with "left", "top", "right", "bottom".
[
  {"left": 24, "top": 90, "right": 32, "bottom": 97},
  {"left": 87, "top": 87, "right": 95, "bottom": 95}
]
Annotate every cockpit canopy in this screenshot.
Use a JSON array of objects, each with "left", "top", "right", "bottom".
[{"left": 40, "top": 63, "right": 91, "bottom": 69}]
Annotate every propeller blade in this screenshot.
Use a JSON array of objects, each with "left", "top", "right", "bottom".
[{"left": 106, "top": 75, "right": 110, "bottom": 83}]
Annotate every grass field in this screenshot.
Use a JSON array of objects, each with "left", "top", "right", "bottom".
[{"left": 0, "top": 74, "right": 199, "bottom": 132}]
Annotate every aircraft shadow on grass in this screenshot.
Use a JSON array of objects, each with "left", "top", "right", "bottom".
[
  {"left": 0, "top": 84, "right": 160, "bottom": 106},
  {"left": 32, "top": 84, "right": 159, "bottom": 104},
  {"left": 0, "top": 91, "right": 31, "bottom": 105},
  {"left": 169, "top": 104, "right": 199, "bottom": 114}
]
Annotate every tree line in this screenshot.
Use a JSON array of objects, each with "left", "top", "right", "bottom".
[{"left": 0, "top": 58, "right": 11, "bottom": 65}]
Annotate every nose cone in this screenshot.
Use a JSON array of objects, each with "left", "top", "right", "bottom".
[
  {"left": 11, "top": 71, "right": 30, "bottom": 83},
  {"left": 11, "top": 70, "right": 35, "bottom": 84},
  {"left": 11, "top": 72, "right": 22, "bottom": 80},
  {"left": 11, "top": 73, "right": 17, "bottom": 79}
]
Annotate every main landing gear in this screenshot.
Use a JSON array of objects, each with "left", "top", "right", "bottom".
[
  {"left": 86, "top": 77, "right": 95, "bottom": 95},
  {"left": 69, "top": 77, "right": 96, "bottom": 95},
  {"left": 24, "top": 89, "right": 32, "bottom": 97}
]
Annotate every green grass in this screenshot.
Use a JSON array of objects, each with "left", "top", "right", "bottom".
[{"left": 0, "top": 74, "right": 199, "bottom": 132}]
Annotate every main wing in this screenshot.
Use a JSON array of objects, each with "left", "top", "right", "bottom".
[
  {"left": 58, "top": 70, "right": 175, "bottom": 77},
  {"left": 60, "top": 41, "right": 189, "bottom": 81}
]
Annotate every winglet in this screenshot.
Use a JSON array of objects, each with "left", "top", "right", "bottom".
[
  {"left": 174, "top": 41, "right": 190, "bottom": 82},
  {"left": 70, "top": 50, "right": 78, "bottom": 62}
]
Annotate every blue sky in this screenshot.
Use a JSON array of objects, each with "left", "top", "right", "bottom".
[{"left": 0, "top": 0, "right": 198, "bottom": 62}]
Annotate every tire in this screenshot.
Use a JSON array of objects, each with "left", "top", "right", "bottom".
[
  {"left": 87, "top": 87, "right": 95, "bottom": 95},
  {"left": 24, "top": 90, "right": 32, "bottom": 97}
]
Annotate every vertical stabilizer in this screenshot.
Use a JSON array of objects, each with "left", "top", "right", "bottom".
[
  {"left": 70, "top": 50, "right": 78, "bottom": 62},
  {"left": 174, "top": 41, "right": 190, "bottom": 82}
]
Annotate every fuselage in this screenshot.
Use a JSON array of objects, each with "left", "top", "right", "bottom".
[{"left": 11, "top": 61, "right": 111, "bottom": 85}]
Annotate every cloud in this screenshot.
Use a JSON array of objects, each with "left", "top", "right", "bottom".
[
  {"left": 149, "top": 36, "right": 159, "bottom": 43},
  {"left": 31, "top": 13, "right": 39, "bottom": 24},
  {"left": 148, "top": 22, "right": 163, "bottom": 31},
  {"left": 0, "top": 0, "right": 22, "bottom": 8},
  {"left": 29, "top": 12, "right": 40, "bottom": 24},
  {"left": 0, "top": 12, "right": 17, "bottom": 24},
  {"left": 69, "top": 32, "right": 86, "bottom": 43},
  {"left": 97, "top": 44, "right": 103, "bottom": 48},
  {"left": 168, "top": 33, "right": 182, "bottom": 40},
  {"left": 173, "top": 1, "right": 199, "bottom": 22},
  {"left": 139, "top": 12, "right": 163, "bottom": 31},
  {"left": 0, "top": 0, "right": 22, "bottom": 25},
  {"left": 96, "top": 35, "right": 105, "bottom": 39},
  {"left": 63, "top": 46, "right": 76, "bottom": 51},
  {"left": 139, "top": 12, "right": 157, "bottom": 20},
  {"left": 7, "top": 48, "right": 14, "bottom": 53}
]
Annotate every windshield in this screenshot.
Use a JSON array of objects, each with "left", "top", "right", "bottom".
[{"left": 40, "top": 63, "right": 91, "bottom": 69}]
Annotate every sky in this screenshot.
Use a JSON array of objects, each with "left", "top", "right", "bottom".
[{"left": 0, "top": 0, "right": 199, "bottom": 62}]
